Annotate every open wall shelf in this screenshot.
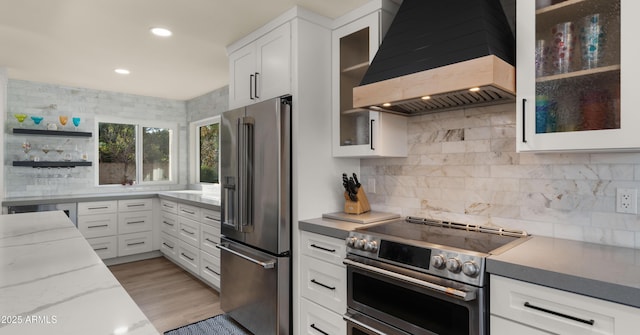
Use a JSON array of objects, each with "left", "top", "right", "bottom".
[
  {"left": 12, "top": 161, "right": 92, "bottom": 168},
  {"left": 12, "top": 128, "right": 92, "bottom": 137}
]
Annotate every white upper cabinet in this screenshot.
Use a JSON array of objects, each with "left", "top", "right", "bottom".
[
  {"left": 331, "top": 2, "right": 406, "bottom": 158},
  {"left": 517, "top": 0, "right": 640, "bottom": 152},
  {"left": 228, "top": 23, "right": 291, "bottom": 109}
]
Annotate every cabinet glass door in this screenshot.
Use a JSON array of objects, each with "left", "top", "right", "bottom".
[
  {"left": 339, "top": 27, "right": 371, "bottom": 148},
  {"left": 534, "top": 0, "right": 620, "bottom": 134}
]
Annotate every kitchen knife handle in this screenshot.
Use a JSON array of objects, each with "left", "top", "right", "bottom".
[
  {"left": 522, "top": 98, "right": 527, "bottom": 143},
  {"left": 370, "top": 119, "right": 375, "bottom": 150},
  {"left": 249, "top": 74, "right": 255, "bottom": 100}
]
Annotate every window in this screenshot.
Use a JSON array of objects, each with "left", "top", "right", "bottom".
[
  {"left": 98, "top": 120, "right": 176, "bottom": 185},
  {"left": 190, "top": 116, "right": 220, "bottom": 184}
]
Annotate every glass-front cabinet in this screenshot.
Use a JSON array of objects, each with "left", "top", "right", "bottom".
[
  {"left": 517, "top": 0, "right": 640, "bottom": 152},
  {"left": 331, "top": 4, "right": 406, "bottom": 158}
]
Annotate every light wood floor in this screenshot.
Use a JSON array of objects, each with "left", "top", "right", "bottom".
[{"left": 109, "top": 257, "right": 224, "bottom": 333}]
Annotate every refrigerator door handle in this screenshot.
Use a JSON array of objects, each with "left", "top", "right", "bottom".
[
  {"left": 238, "top": 116, "right": 255, "bottom": 233},
  {"left": 217, "top": 243, "right": 275, "bottom": 269}
]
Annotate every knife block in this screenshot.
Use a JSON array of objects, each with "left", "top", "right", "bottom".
[{"left": 344, "top": 187, "right": 371, "bottom": 215}]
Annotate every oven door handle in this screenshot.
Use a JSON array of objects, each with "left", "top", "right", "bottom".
[
  {"left": 343, "top": 314, "right": 386, "bottom": 335},
  {"left": 343, "top": 259, "right": 476, "bottom": 301}
]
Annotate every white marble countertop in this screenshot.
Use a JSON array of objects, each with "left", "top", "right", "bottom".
[{"left": 0, "top": 211, "right": 159, "bottom": 335}]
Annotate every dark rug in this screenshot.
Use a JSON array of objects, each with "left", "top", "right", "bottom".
[{"left": 164, "top": 314, "right": 252, "bottom": 335}]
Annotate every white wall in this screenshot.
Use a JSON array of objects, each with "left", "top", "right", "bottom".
[
  {"left": 5, "top": 80, "right": 188, "bottom": 198},
  {"left": 362, "top": 103, "right": 640, "bottom": 249},
  {"left": 0, "top": 68, "right": 6, "bottom": 203}
]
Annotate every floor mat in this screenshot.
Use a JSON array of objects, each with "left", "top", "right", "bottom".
[{"left": 164, "top": 314, "right": 251, "bottom": 335}]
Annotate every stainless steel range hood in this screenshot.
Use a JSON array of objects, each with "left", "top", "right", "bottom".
[{"left": 353, "top": 0, "right": 516, "bottom": 115}]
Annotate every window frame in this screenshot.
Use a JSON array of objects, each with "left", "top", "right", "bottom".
[
  {"left": 189, "top": 115, "right": 220, "bottom": 185},
  {"left": 95, "top": 116, "right": 178, "bottom": 187}
]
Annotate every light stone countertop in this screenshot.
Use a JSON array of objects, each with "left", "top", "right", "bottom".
[
  {"left": 2, "top": 190, "right": 221, "bottom": 211},
  {"left": 487, "top": 236, "right": 640, "bottom": 309},
  {"left": 0, "top": 211, "right": 159, "bottom": 335}
]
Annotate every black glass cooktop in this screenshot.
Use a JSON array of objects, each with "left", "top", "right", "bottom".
[{"left": 356, "top": 218, "right": 524, "bottom": 254}]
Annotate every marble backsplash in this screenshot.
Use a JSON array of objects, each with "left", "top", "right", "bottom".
[
  {"left": 4, "top": 80, "right": 189, "bottom": 197},
  {"left": 362, "top": 103, "right": 640, "bottom": 249}
]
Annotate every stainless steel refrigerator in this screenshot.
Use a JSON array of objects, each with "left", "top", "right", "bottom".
[{"left": 219, "top": 96, "right": 291, "bottom": 335}]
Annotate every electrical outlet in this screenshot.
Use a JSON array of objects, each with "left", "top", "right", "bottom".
[
  {"left": 616, "top": 188, "right": 638, "bottom": 214},
  {"left": 368, "top": 178, "right": 376, "bottom": 194}
]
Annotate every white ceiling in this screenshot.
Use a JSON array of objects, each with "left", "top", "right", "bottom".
[{"left": 0, "top": 0, "right": 370, "bottom": 101}]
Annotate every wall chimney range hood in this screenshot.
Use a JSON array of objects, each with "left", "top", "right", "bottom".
[{"left": 353, "top": 0, "right": 516, "bottom": 116}]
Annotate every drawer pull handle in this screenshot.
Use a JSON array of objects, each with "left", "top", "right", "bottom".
[
  {"left": 205, "top": 266, "right": 219, "bottom": 275},
  {"left": 310, "top": 244, "right": 336, "bottom": 253},
  {"left": 163, "top": 221, "right": 174, "bottom": 226},
  {"left": 181, "top": 253, "right": 195, "bottom": 261},
  {"left": 88, "top": 224, "right": 109, "bottom": 229},
  {"left": 162, "top": 242, "right": 174, "bottom": 249},
  {"left": 205, "top": 216, "right": 220, "bottom": 221},
  {"left": 181, "top": 228, "right": 195, "bottom": 235},
  {"left": 126, "top": 220, "right": 146, "bottom": 224},
  {"left": 181, "top": 209, "right": 196, "bottom": 215},
  {"left": 163, "top": 203, "right": 175, "bottom": 208},
  {"left": 127, "top": 241, "right": 145, "bottom": 247},
  {"left": 524, "top": 302, "right": 595, "bottom": 326},
  {"left": 93, "top": 247, "right": 109, "bottom": 251},
  {"left": 127, "top": 203, "right": 145, "bottom": 207},
  {"left": 88, "top": 206, "right": 109, "bottom": 210},
  {"left": 310, "top": 324, "right": 329, "bottom": 335},
  {"left": 205, "top": 238, "right": 218, "bottom": 245},
  {"left": 310, "top": 279, "right": 335, "bottom": 290}
]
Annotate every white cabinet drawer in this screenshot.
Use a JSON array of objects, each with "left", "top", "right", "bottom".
[
  {"left": 160, "top": 212, "right": 178, "bottom": 236},
  {"left": 490, "top": 275, "right": 639, "bottom": 335},
  {"left": 118, "top": 198, "right": 153, "bottom": 212},
  {"left": 490, "top": 315, "right": 548, "bottom": 335},
  {"left": 202, "top": 209, "right": 221, "bottom": 227},
  {"left": 87, "top": 236, "right": 117, "bottom": 260},
  {"left": 301, "top": 231, "right": 346, "bottom": 266},
  {"left": 77, "top": 201, "right": 117, "bottom": 215},
  {"left": 160, "top": 199, "right": 178, "bottom": 214},
  {"left": 200, "top": 250, "right": 220, "bottom": 289},
  {"left": 300, "top": 298, "right": 346, "bottom": 335},
  {"left": 160, "top": 232, "right": 178, "bottom": 260},
  {"left": 177, "top": 216, "right": 200, "bottom": 247},
  {"left": 301, "top": 256, "right": 347, "bottom": 314},
  {"left": 77, "top": 213, "right": 117, "bottom": 238},
  {"left": 177, "top": 240, "right": 200, "bottom": 274},
  {"left": 178, "top": 203, "right": 201, "bottom": 221},
  {"left": 118, "top": 210, "right": 153, "bottom": 234},
  {"left": 200, "top": 223, "right": 220, "bottom": 256},
  {"left": 117, "top": 231, "right": 152, "bottom": 257}
]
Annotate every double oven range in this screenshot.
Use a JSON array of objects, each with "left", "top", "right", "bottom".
[{"left": 344, "top": 217, "right": 529, "bottom": 335}]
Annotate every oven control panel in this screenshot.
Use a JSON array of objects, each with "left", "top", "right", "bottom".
[{"left": 346, "top": 232, "right": 486, "bottom": 286}]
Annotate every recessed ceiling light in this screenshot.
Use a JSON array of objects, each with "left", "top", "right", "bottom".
[
  {"left": 469, "top": 87, "right": 481, "bottom": 92},
  {"left": 382, "top": 103, "right": 392, "bottom": 107},
  {"left": 150, "top": 27, "right": 172, "bottom": 37},
  {"left": 421, "top": 96, "right": 431, "bottom": 100},
  {"left": 114, "top": 68, "right": 130, "bottom": 75}
]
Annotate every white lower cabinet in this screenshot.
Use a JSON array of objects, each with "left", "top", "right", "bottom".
[
  {"left": 86, "top": 236, "right": 118, "bottom": 260},
  {"left": 160, "top": 232, "right": 178, "bottom": 260},
  {"left": 177, "top": 240, "right": 200, "bottom": 274},
  {"left": 490, "top": 274, "right": 639, "bottom": 335},
  {"left": 299, "top": 231, "right": 347, "bottom": 335},
  {"left": 78, "top": 213, "right": 117, "bottom": 239},
  {"left": 300, "top": 298, "right": 347, "bottom": 335},
  {"left": 200, "top": 250, "right": 221, "bottom": 289},
  {"left": 300, "top": 256, "right": 347, "bottom": 313},
  {"left": 118, "top": 231, "right": 152, "bottom": 257},
  {"left": 78, "top": 198, "right": 155, "bottom": 260},
  {"left": 159, "top": 199, "right": 221, "bottom": 290}
]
